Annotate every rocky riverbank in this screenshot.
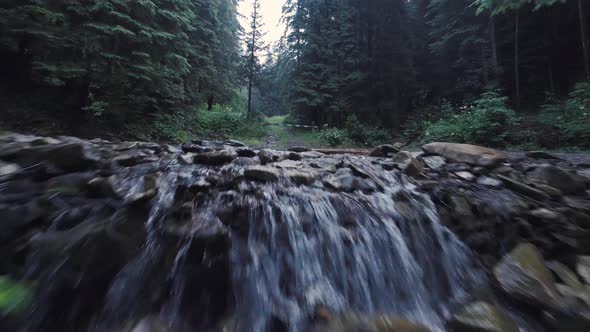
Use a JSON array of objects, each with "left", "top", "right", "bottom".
[{"left": 1, "top": 133, "right": 589, "bottom": 332}]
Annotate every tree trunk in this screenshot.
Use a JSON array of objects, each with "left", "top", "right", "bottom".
[
  {"left": 247, "top": 1, "right": 258, "bottom": 117},
  {"left": 578, "top": 0, "right": 590, "bottom": 79},
  {"left": 207, "top": 95, "right": 214, "bottom": 111},
  {"left": 489, "top": 15, "right": 500, "bottom": 80},
  {"left": 514, "top": 11, "right": 520, "bottom": 111}
]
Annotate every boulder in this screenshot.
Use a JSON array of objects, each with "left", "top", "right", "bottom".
[
  {"left": 449, "top": 301, "right": 518, "bottom": 332},
  {"left": 274, "top": 160, "right": 302, "bottom": 169},
  {"left": 236, "top": 147, "right": 257, "bottom": 158},
  {"left": 285, "top": 170, "right": 316, "bottom": 185},
  {"left": 243, "top": 166, "right": 279, "bottom": 182},
  {"left": 477, "top": 176, "right": 503, "bottom": 188},
  {"left": 193, "top": 149, "right": 238, "bottom": 166},
  {"left": 114, "top": 152, "right": 148, "bottom": 167},
  {"left": 177, "top": 153, "right": 194, "bottom": 165},
  {"left": 8, "top": 143, "right": 98, "bottom": 171},
  {"left": 526, "top": 164, "right": 587, "bottom": 194},
  {"left": 287, "top": 152, "right": 303, "bottom": 161},
  {"left": 0, "top": 161, "right": 20, "bottom": 177},
  {"left": 493, "top": 243, "right": 561, "bottom": 307},
  {"left": 369, "top": 144, "right": 399, "bottom": 157},
  {"left": 421, "top": 156, "right": 446, "bottom": 170},
  {"left": 393, "top": 151, "right": 423, "bottom": 177},
  {"left": 87, "top": 176, "right": 121, "bottom": 198},
  {"left": 324, "top": 174, "right": 376, "bottom": 193},
  {"left": 258, "top": 149, "right": 278, "bottom": 165},
  {"left": 163, "top": 144, "right": 181, "bottom": 154},
  {"left": 181, "top": 143, "right": 206, "bottom": 153},
  {"left": 422, "top": 142, "right": 507, "bottom": 167},
  {"left": 455, "top": 171, "right": 476, "bottom": 182}
]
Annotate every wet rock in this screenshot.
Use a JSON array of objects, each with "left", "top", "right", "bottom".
[
  {"left": 494, "top": 243, "right": 561, "bottom": 307},
  {"left": 313, "top": 314, "right": 430, "bottom": 332},
  {"left": 223, "top": 139, "right": 246, "bottom": 147},
  {"left": 421, "top": 156, "right": 446, "bottom": 170},
  {"left": 47, "top": 173, "right": 95, "bottom": 195},
  {"left": 236, "top": 147, "right": 257, "bottom": 158},
  {"left": 87, "top": 176, "right": 121, "bottom": 198},
  {"left": 393, "top": 142, "right": 405, "bottom": 150},
  {"left": 0, "top": 161, "right": 20, "bottom": 177},
  {"left": 285, "top": 170, "right": 316, "bottom": 185},
  {"left": 422, "top": 142, "right": 507, "bottom": 167},
  {"left": 193, "top": 149, "right": 238, "bottom": 166},
  {"left": 244, "top": 166, "right": 279, "bottom": 182},
  {"left": 163, "top": 144, "right": 181, "bottom": 154},
  {"left": 393, "top": 151, "right": 423, "bottom": 177},
  {"left": 232, "top": 156, "right": 258, "bottom": 167},
  {"left": 369, "top": 144, "right": 399, "bottom": 157},
  {"left": 181, "top": 143, "right": 206, "bottom": 153},
  {"left": 114, "top": 152, "right": 148, "bottom": 167},
  {"left": 289, "top": 146, "right": 310, "bottom": 152},
  {"left": 177, "top": 153, "right": 194, "bottom": 165},
  {"left": 526, "top": 164, "right": 587, "bottom": 194},
  {"left": 301, "top": 151, "right": 326, "bottom": 158},
  {"left": 455, "top": 171, "right": 476, "bottom": 182},
  {"left": 477, "top": 176, "right": 503, "bottom": 188},
  {"left": 497, "top": 175, "right": 550, "bottom": 200},
  {"left": 274, "top": 159, "right": 302, "bottom": 169},
  {"left": 577, "top": 256, "right": 590, "bottom": 285},
  {"left": 449, "top": 301, "right": 518, "bottom": 332},
  {"left": 259, "top": 149, "right": 278, "bottom": 165},
  {"left": 0, "top": 200, "right": 44, "bottom": 231},
  {"left": 324, "top": 174, "right": 371, "bottom": 193},
  {"left": 530, "top": 208, "right": 564, "bottom": 222},
  {"left": 547, "top": 261, "right": 584, "bottom": 291},
  {"left": 287, "top": 152, "right": 303, "bottom": 161},
  {"left": 526, "top": 151, "right": 560, "bottom": 160},
  {"left": 533, "top": 183, "right": 563, "bottom": 198},
  {"left": 30, "top": 137, "right": 61, "bottom": 146},
  {"left": 126, "top": 174, "right": 159, "bottom": 204},
  {"left": 6, "top": 143, "right": 98, "bottom": 171}
]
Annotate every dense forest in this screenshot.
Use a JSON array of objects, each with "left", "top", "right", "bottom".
[{"left": 0, "top": 0, "right": 589, "bottom": 149}]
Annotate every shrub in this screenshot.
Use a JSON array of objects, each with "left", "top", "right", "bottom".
[
  {"left": 320, "top": 128, "right": 349, "bottom": 147},
  {"left": 422, "top": 91, "right": 518, "bottom": 147},
  {"left": 344, "top": 115, "right": 390, "bottom": 147},
  {"left": 540, "top": 81, "right": 590, "bottom": 148}
]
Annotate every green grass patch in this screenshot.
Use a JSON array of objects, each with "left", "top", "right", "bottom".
[
  {"left": 0, "top": 276, "right": 33, "bottom": 315},
  {"left": 265, "top": 115, "right": 288, "bottom": 125}
]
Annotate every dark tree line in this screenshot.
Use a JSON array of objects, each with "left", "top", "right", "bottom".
[
  {"left": 255, "top": 0, "right": 590, "bottom": 129},
  {"left": 0, "top": 0, "right": 241, "bottom": 130}
]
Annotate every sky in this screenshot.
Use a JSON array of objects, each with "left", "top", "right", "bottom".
[{"left": 238, "top": 0, "right": 286, "bottom": 47}]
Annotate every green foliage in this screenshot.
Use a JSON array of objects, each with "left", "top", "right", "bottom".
[
  {"left": 539, "top": 82, "right": 590, "bottom": 147},
  {"left": 320, "top": 128, "right": 350, "bottom": 147},
  {"left": 344, "top": 115, "right": 391, "bottom": 147},
  {"left": 473, "top": 0, "right": 562, "bottom": 14},
  {"left": 0, "top": 276, "right": 33, "bottom": 315},
  {"left": 422, "top": 91, "right": 518, "bottom": 147}
]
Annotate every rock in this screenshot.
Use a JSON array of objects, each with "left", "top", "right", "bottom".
[
  {"left": 163, "top": 144, "right": 181, "bottom": 154},
  {"left": 445, "top": 163, "right": 471, "bottom": 172},
  {"left": 393, "top": 151, "right": 423, "bottom": 177},
  {"left": 577, "top": 256, "right": 590, "bottom": 285},
  {"left": 301, "top": 151, "right": 326, "bottom": 159},
  {"left": 274, "top": 160, "right": 302, "bottom": 169},
  {"left": 422, "top": 142, "right": 507, "bottom": 167},
  {"left": 449, "top": 301, "right": 518, "bottom": 332},
  {"left": 259, "top": 149, "right": 278, "bottom": 165},
  {"left": 181, "top": 143, "right": 206, "bottom": 153},
  {"left": 30, "top": 137, "right": 61, "bottom": 146},
  {"left": 177, "top": 153, "right": 194, "bottom": 165},
  {"left": 324, "top": 174, "right": 375, "bottom": 193},
  {"left": 421, "top": 156, "right": 446, "bottom": 170},
  {"left": 114, "top": 152, "right": 148, "bottom": 167},
  {"left": 236, "top": 147, "right": 257, "bottom": 158},
  {"left": 0, "top": 200, "right": 44, "bottom": 230},
  {"left": 477, "top": 176, "right": 503, "bottom": 188},
  {"left": 526, "top": 164, "right": 587, "bottom": 194},
  {"left": 285, "top": 170, "right": 316, "bottom": 185},
  {"left": 289, "top": 146, "right": 310, "bottom": 152},
  {"left": 244, "top": 166, "right": 279, "bottom": 182},
  {"left": 193, "top": 149, "right": 238, "bottom": 166},
  {"left": 0, "top": 161, "right": 20, "bottom": 177},
  {"left": 47, "top": 173, "right": 95, "bottom": 195},
  {"left": 497, "top": 174, "right": 550, "bottom": 200},
  {"left": 547, "top": 261, "right": 584, "bottom": 291},
  {"left": 313, "top": 314, "right": 430, "bottom": 332},
  {"left": 530, "top": 208, "right": 564, "bottom": 221},
  {"left": 23, "top": 143, "right": 97, "bottom": 171},
  {"left": 87, "top": 176, "right": 121, "bottom": 198},
  {"left": 455, "top": 171, "right": 476, "bottom": 181},
  {"left": 393, "top": 142, "right": 405, "bottom": 150},
  {"left": 126, "top": 174, "right": 159, "bottom": 204},
  {"left": 369, "top": 144, "right": 399, "bottom": 157},
  {"left": 494, "top": 243, "right": 561, "bottom": 307},
  {"left": 533, "top": 184, "right": 563, "bottom": 198},
  {"left": 526, "top": 151, "right": 560, "bottom": 160},
  {"left": 232, "top": 156, "right": 258, "bottom": 167},
  {"left": 287, "top": 152, "right": 303, "bottom": 161},
  {"left": 223, "top": 139, "right": 246, "bottom": 147}
]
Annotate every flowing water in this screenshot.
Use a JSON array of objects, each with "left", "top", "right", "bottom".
[{"left": 23, "top": 155, "right": 485, "bottom": 332}]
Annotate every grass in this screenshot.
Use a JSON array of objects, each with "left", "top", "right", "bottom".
[{"left": 265, "top": 115, "right": 288, "bottom": 125}]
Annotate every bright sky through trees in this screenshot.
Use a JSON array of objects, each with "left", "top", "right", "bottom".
[{"left": 239, "top": 0, "right": 285, "bottom": 46}]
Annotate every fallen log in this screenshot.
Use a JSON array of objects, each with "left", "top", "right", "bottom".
[{"left": 312, "top": 148, "right": 370, "bottom": 155}]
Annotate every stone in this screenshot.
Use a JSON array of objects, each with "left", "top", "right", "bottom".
[
  {"left": 288, "top": 146, "right": 310, "bottom": 152},
  {"left": 313, "top": 314, "right": 430, "bottom": 332},
  {"left": 223, "top": 139, "right": 246, "bottom": 147},
  {"left": 287, "top": 152, "right": 303, "bottom": 161},
  {"left": 497, "top": 174, "right": 550, "bottom": 200},
  {"left": 393, "top": 151, "right": 423, "bottom": 177},
  {"left": 30, "top": 137, "right": 61, "bottom": 146},
  {"left": 533, "top": 184, "right": 563, "bottom": 198},
  {"left": 455, "top": 171, "right": 476, "bottom": 181},
  {"left": 526, "top": 164, "right": 587, "bottom": 194},
  {"left": 244, "top": 166, "right": 279, "bottom": 182},
  {"left": 126, "top": 174, "right": 159, "bottom": 204},
  {"left": 114, "top": 152, "right": 147, "bottom": 167},
  {"left": 0, "top": 161, "right": 20, "bottom": 177},
  {"left": 324, "top": 175, "right": 370, "bottom": 193},
  {"left": 577, "top": 256, "right": 590, "bottom": 285},
  {"left": 87, "top": 176, "right": 121, "bottom": 198},
  {"left": 0, "top": 200, "right": 44, "bottom": 230},
  {"left": 369, "top": 144, "right": 399, "bottom": 157},
  {"left": 285, "top": 171, "right": 316, "bottom": 185},
  {"left": 177, "top": 153, "right": 194, "bottom": 165},
  {"left": 193, "top": 149, "right": 238, "bottom": 166},
  {"left": 181, "top": 143, "right": 206, "bottom": 153},
  {"left": 163, "top": 144, "right": 181, "bottom": 154},
  {"left": 301, "top": 151, "right": 326, "bottom": 159},
  {"left": 421, "top": 156, "right": 446, "bottom": 170},
  {"left": 422, "top": 142, "right": 507, "bottom": 167},
  {"left": 449, "top": 301, "right": 518, "bottom": 332},
  {"left": 547, "top": 261, "right": 584, "bottom": 291},
  {"left": 274, "top": 160, "right": 302, "bottom": 169},
  {"left": 393, "top": 142, "right": 405, "bottom": 150},
  {"left": 47, "top": 173, "right": 95, "bottom": 195},
  {"left": 258, "top": 149, "right": 278, "bottom": 165},
  {"left": 526, "top": 151, "right": 560, "bottom": 160},
  {"left": 236, "top": 147, "right": 257, "bottom": 158},
  {"left": 232, "top": 157, "right": 258, "bottom": 167},
  {"left": 530, "top": 208, "right": 564, "bottom": 222},
  {"left": 477, "top": 176, "right": 503, "bottom": 188},
  {"left": 494, "top": 243, "right": 561, "bottom": 307}
]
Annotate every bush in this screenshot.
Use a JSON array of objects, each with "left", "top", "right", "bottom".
[
  {"left": 320, "top": 128, "right": 349, "bottom": 147},
  {"left": 344, "top": 115, "right": 390, "bottom": 147},
  {"left": 422, "top": 91, "right": 518, "bottom": 147},
  {"left": 539, "top": 82, "right": 590, "bottom": 148}
]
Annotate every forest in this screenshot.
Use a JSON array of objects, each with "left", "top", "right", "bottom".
[{"left": 0, "top": 0, "right": 589, "bottom": 149}]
